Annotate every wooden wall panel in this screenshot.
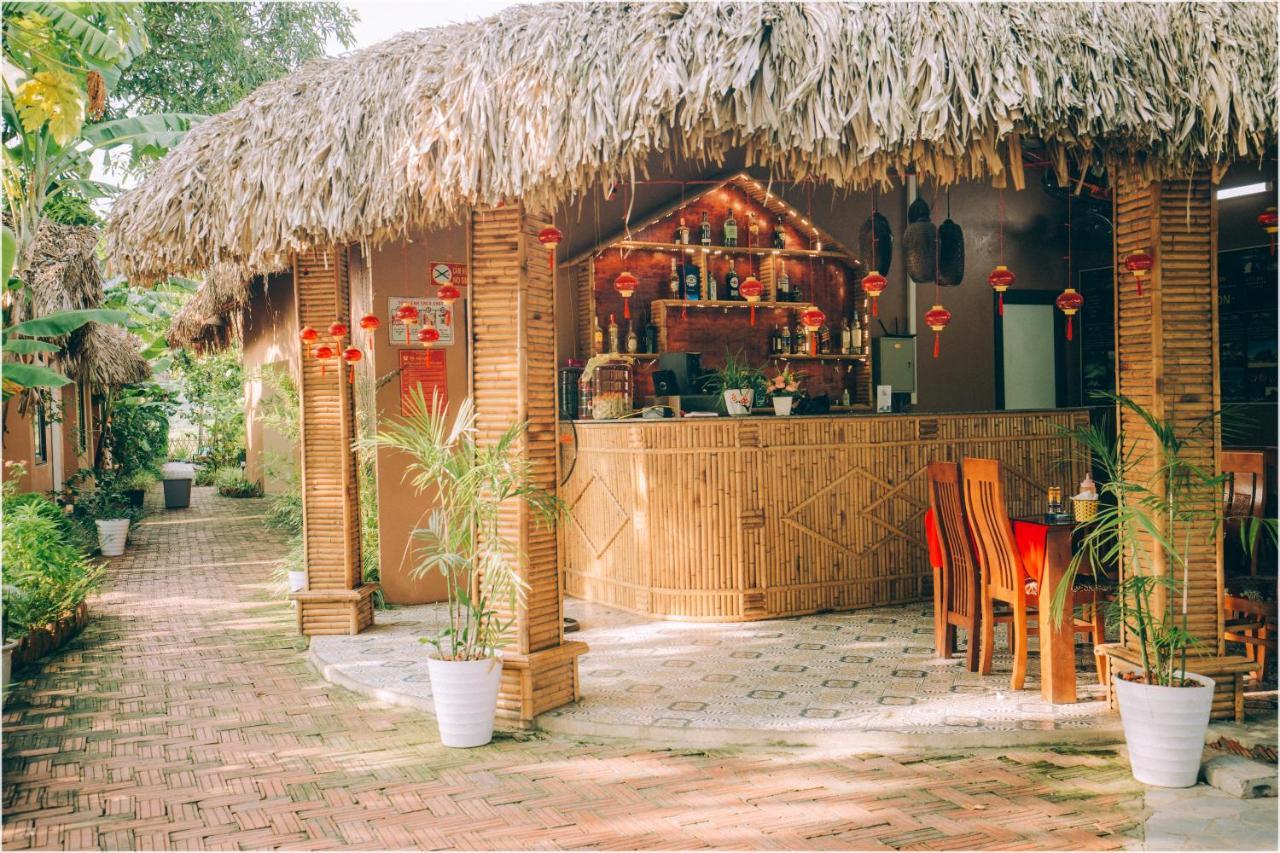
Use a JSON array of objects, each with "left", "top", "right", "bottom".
[{"left": 563, "top": 411, "right": 1086, "bottom": 621}]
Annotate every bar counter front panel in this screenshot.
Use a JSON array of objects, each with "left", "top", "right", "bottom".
[{"left": 561, "top": 409, "right": 1087, "bottom": 621}]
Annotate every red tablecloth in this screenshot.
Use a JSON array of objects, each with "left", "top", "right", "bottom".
[
  {"left": 924, "top": 508, "right": 944, "bottom": 570},
  {"left": 924, "top": 508, "right": 1048, "bottom": 584}
]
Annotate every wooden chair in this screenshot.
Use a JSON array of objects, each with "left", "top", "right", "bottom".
[
  {"left": 926, "top": 461, "right": 981, "bottom": 671},
  {"left": 1222, "top": 450, "right": 1268, "bottom": 577},
  {"left": 961, "top": 457, "right": 1105, "bottom": 691},
  {"left": 1223, "top": 594, "right": 1276, "bottom": 683}
]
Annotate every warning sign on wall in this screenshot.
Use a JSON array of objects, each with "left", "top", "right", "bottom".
[
  {"left": 388, "top": 297, "right": 456, "bottom": 346},
  {"left": 430, "top": 262, "right": 468, "bottom": 289},
  {"left": 399, "top": 349, "right": 447, "bottom": 416}
]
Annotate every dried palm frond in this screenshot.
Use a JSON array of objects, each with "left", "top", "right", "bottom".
[{"left": 166, "top": 263, "right": 248, "bottom": 352}]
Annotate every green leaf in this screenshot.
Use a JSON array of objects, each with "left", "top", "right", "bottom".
[
  {"left": 81, "top": 113, "right": 205, "bottom": 160},
  {"left": 1, "top": 226, "right": 15, "bottom": 285},
  {"left": 28, "top": 3, "right": 130, "bottom": 64},
  {"left": 3, "top": 339, "right": 61, "bottom": 355},
  {"left": 3, "top": 362, "right": 72, "bottom": 388},
  {"left": 8, "top": 308, "right": 128, "bottom": 337}
]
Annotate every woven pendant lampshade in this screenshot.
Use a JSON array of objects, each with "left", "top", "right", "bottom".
[
  {"left": 857, "top": 212, "right": 893, "bottom": 277},
  {"left": 937, "top": 217, "right": 964, "bottom": 286},
  {"left": 904, "top": 196, "right": 936, "bottom": 283}
]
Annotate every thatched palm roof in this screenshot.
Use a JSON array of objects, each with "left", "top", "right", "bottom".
[
  {"left": 15, "top": 220, "right": 150, "bottom": 388},
  {"left": 165, "top": 264, "right": 247, "bottom": 353},
  {"left": 108, "top": 1, "right": 1277, "bottom": 282}
]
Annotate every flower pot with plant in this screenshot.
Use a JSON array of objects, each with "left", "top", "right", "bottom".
[
  {"left": 367, "top": 387, "right": 562, "bottom": 747},
  {"left": 1052, "top": 394, "right": 1277, "bottom": 787},
  {"left": 76, "top": 472, "right": 140, "bottom": 556},
  {"left": 121, "top": 469, "right": 157, "bottom": 509},
  {"left": 705, "top": 350, "right": 763, "bottom": 416},
  {"left": 766, "top": 366, "right": 805, "bottom": 416}
]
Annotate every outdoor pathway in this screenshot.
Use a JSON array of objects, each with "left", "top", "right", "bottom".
[{"left": 0, "top": 487, "right": 1259, "bottom": 850}]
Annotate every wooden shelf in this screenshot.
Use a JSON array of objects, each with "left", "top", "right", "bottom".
[
  {"left": 616, "top": 239, "right": 853, "bottom": 262},
  {"left": 773, "top": 353, "right": 869, "bottom": 362},
  {"left": 651, "top": 299, "right": 816, "bottom": 312}
]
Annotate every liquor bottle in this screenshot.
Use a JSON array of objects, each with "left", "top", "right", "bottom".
[
  {"left": 699, "top": 212, "right": 712, "bottom": 246},
  {"left": 668, "top": 257, "right": 680, "bottom": 296},
  {"left": 726, "top": 260, "right": 740, "bottom": 300},
  {"left": 779, "top": 324, "right": 792, "bottom": 354},
  {"left": 676, "top": 216, "right": 690, "bottom": 245},
  {"left": 592, "top": 315, "right": 605, "bottom": 353},
  {"left": 625, "top": 320, "right": 638, "bottom": 354},
  {"left": 841, "top": 319, "right": 852, "bottom": 354},
  {"left": 723, "top": 208, "right": 738, "bottom": 247},
  {"left": 772, "top": 215, "right": 786, "bottom": 250},
  {"left": 706, "top": 266, "right": 718, "bottom": 301},
  {"left": 777, "top": 264, "right": 791, "bottom": 302},
  {"left": 607, "top": 314, "right": 620, "bottom": 353},
  {"left": 683, "top": 262, "right": 701, "bottom": 300},
  {"left": 769, "top": 325, "right": 779, "bottom": 354},
  {"left": 791, "top": 324, "right": 805, "bottom": 355},
  {"left": 644, "top": 315, "right": 659, "bottom": 354},
  {"left": 841, "top": 387, "right": 851, "bottom": 407},
  {"left": 851, "top": 312, "right": 863, "bottom": 353},
  {"left": 819, "top": 322, "right": 832, "bottom": 354}
]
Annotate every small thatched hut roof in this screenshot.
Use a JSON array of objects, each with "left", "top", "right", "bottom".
[
  {"left": 107, "top": 2, "right": 1277, "bottom": 282},
  {"left": 165, "top": 264, "right": 247, "bottom": 352},
  {"left": 15, "top": 219, "right": 150, "bottom": 388}
]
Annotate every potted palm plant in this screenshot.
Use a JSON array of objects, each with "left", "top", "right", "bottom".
[
  {"left": 706, "top": 349, "right": 762, "bottom": 416},
  {"left": 77, "top": 472, "right": 139, "bottom": 557},
  {"left": 368, "top": 387, "right": 561, "bottom": 747},
  {"left": 1052, "top": 395, "right": 1276, "bottom": 787}
]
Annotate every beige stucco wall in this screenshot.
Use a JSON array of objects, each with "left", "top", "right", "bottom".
[{"left": 242, "top": 273, "right": 299, "bottom": 494}]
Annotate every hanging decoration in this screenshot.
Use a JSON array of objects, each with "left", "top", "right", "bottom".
[
  {"left": 614, "top": 270, "right": 638, "bottom": 318},
  {"left": 925, "top": 304, "right": 952, "bottom": 358},
  {"left": 1123, "top": 250, "right": 1154, "bottom": 296},
  {"left": 903, "top": 192, "right": 936, "bottom": 283},
  {"left": 538, "top": 226, "right": 562, "bottom": 270},
  {"left": 1056, "top": 196, "right": 1084, "bottom": 341},
  {"left": 393, "top": 302, "right": 420, "bottom": 341},
  {"left": 342, "top": 347, "right": 362, "bottom": 384},
  {"left": 862, "top": 271, "right": 887, "bottom": 316},
  {"left": 328, "top": 319, "right": 348, "bottom": 341},
  {"left": 800, "top": 307, "right": 825, "bottom": 356},
  {"left": 937, "top": 189, "right": 965, "bottom": 286},
  {"left": 437, "top": 283, "right": 461, "bottom": 323},
  {"left": 314, "top": 344, "right": 334, "bottom": 377},
  {"left": 739, "top": 275, "right": 763, "bottom": 324},
  {"left": 1258, "top": 207, "right": 1277, "bottom": 254},
  {"left": 359, "top": 313, "right": 380, "bottom": 350},
  {"left": 988, "top": 187, "right": 1015, "bottom": 315},
  {"left": 299, "top": 325, "right": 319, "bottom": 356},
  {"left": 417, "top": 324, "right": 440, "bottom": 365},
  {"left": 858, "top": 186, "right": 891, "bottom": 317}
]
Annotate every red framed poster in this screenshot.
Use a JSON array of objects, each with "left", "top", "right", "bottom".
[{"left": 399, "top": 349, "right": 447, "bottom": 415}]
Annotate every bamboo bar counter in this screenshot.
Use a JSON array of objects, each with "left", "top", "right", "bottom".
[{"left": 562, "top": 409, "right": 1086, "bottom": 621}]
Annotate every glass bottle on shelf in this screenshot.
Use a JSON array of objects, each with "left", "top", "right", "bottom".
[
  {"left": 607, "top": 313, "right": 620, "bottom": 353},
  {"left": 699, "top": 212, "right": 711, "bottom": 246},
  {"left": 841, "top": 387, "right": 851, "bottom": 407},
  {"left": 644, "top": 315, "right": 659, "bottom": 354},
  {"left": 724, "top": 208, "right": 738, "bottom": 247},
  {"left": 668, "top": 257, "right": 680, "bottom": 296},
  {"left": 791, "top": 324, "right": 805, "bottom": 355},
  {"left": 777, "top": 263, "right": 791, "bottom": 302},
  {"left": 676, "top": 216, "right": 690, "bottom": 246},
  {"left": 625, "top": 320, "right": 638, "bottom": 354},
  {"left": 592, "top": 315, "right": 605, "bottom": 354},
  {"left": 772, "top": 215, "right": 786, "bottom": 249},
  {"left": 706, "top": 266, "right": 718, "bottom": 301},
  {"left": 851, "top": 312, "right": 863, "bottom": 354},
  {"left": 726, "top": 260, "right": 740, "bottom": 300},
  {"left": 819, "top": 322, "right": 832, "bottom": 354},
  {"left": 779, "top": 324, "right": 792, "bottom": 354},
  {"left": 683, "top": 262, "right": 701, "bottom": 300},
  {"left": 841, "top": 319, "right": 852, "bottom": 354}
]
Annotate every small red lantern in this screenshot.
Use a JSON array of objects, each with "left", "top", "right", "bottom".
[
  {"left": 1259, "top": 207, "right": 1278, "bottom": 254},
  {"left": 739, "top": 276, "right": 764, "bottom": 325},
  {"left": 314, "top": 344, "right": 334, "bottom": 377},
  {"left": 358, "top": 314, "right": 380, "bottom": 349},
  {"left": 1055, "top": 287, "right": 1084, "bottom": 341},
  {"left": 393, "top": 302, "right": 420, "bottom": 338},
  {"left": 300, "top": 326, "right": 319, "bottom": 356},
  {"left": 437, "top": 283, "right": 461, "bottom": 324},
  {"left": 538, "top": 226, "right": 562, "bottom": 269},
  {"left": 417, "top": 324, "right": 440, "bottom": 363},
  {"left": 1124, "top": 251, "right": 1154, "bottom": 297},
  {"left": 341, "top": 347, "right": 362, "bottom": 384},
  {"left": 329, "top": 320, "right": 348, "bottom": 340},
  {"left": 924, "top": 303, "right": 952, "bottom": 359},
  {"left": 614, "top": 270, "right": 638, "bottom": 319},
  {"left": 800, "top": 307, "right": 826, "bottom": 356},
  {"left": 987, "top": 265, "right": 1015, "bottom": 316},
  {"left": 862, "top": 271, "right": 887, "bottom": 317}
]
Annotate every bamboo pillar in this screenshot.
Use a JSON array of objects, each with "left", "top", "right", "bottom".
[
  {"left": 290, "top": 246, "right": 378, "bottom": 635},
  {"left": 470, "top": 206, "right": 587, "bottom": 723},
  {"left": 1112, "top": 164, "right": 1223, "bottom": 652}
]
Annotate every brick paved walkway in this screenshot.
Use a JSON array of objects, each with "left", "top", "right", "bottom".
[{"left": 3, "top": 487, "right": 1150, "bottom": 850}]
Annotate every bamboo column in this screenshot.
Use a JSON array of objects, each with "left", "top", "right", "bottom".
[
  {"left": 290, "top": 246, "right": 378, "bottom": 635},
  {"left": 470, "top": 206, "right": 587, "bottom": 723}
]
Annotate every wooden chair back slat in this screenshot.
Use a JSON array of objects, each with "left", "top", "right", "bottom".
[
  {"left": 926, "top": 461, "right": 977, "bottom": 618},
  {"left": 961, "top": 457, "right": 1025, "bottom": 601},
  {"left": 1222, "top": 450, "right": 1267, "bottom": 524}
]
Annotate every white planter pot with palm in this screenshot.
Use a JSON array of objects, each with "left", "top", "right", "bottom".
[
  {"left": 709, "top": 351, "right": 761, "bottom": 418},
  {"left": 370, "top": 387, "right": 562, "bottom": 748},
  {"left": 95, "top": 518, "right": 130, "bottom": 556},
  {"left": 1052, "top": 394, "right": 1276, "bottom": 787}
]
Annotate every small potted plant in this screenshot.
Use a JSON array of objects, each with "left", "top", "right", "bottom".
[
  {"left": 121, "top": 469, "right": 157, "bottom": 509},
  {"left": 706, "top": 349, "right": 762, "bottom": 416},
  {"left": 367, "top": 387, "right": 562, "bottom": 747},
  {"left": 76, "top": 472, "right": 138, "bottom": 557},
  {"left": 1053, "top": 394, "right": 1277, "bottom": 787},
  {"left": 765, "top": 366, "right": 804, "bottom": 416}
]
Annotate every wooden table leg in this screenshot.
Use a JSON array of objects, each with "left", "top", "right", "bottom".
[{"left": 1038, "top": 527, "right": 1077, "bottom": 704}]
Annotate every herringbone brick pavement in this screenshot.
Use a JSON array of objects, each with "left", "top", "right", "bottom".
[{"left": 3, "top": 487, "right": 1146, "bottom": 850}]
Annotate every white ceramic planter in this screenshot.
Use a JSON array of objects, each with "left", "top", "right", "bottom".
[
  {"left": 723, "top": 388, "right": 753, "bottom": 416},
  {"left": 772, "top": 396, "right": 794, "bottom": 416},
  {"left": 426, "top": 655, "right": 504, "bottom": 748},
  {"left": 287, "top": 571, "right": 308, "bottom": 593},
  {"left": 1114, "top": 671, "right": 1215, "bottom": 787},
  {"left": 95, "top": 518, "right": 131, "bottom": 557}
]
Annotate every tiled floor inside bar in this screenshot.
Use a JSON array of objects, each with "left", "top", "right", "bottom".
[{"left": 312, "top": 599, "right": 1120, "bottom": 746}]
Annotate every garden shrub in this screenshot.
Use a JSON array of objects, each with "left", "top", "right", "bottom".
[
  {"left": 214, "top": 467, "right": 263, "bottom": 498},
  {"left": 2, "top": 493, "right": 103, "bottom": 642}
]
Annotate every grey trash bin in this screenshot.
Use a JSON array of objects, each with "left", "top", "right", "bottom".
[{"left": 161, "top": 462, "right": 196, "bottom": 509}]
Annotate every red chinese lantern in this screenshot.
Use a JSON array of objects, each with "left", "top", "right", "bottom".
[
  {"left": 614, "top": 270, "right": 638, "bottom": 319},
  {"left": 924, "top": 303, "right": 952, "bottom": 359},
  {"left": 1259, "top": 207, "right": 1278, "bottom": 254},
  {"left": 739, "top": 276, "right": 764, "bottom": 325},
  {"left": 538, "top": 226, "right": 562, "bottom": 269},
  {"left": 988, "top": 265, "right": 1015, "bottom": 316},
  {"left": 1055, "top": 288, "right": 1084, "bottom": 341},
  {"left": 800, "top": 307, "right": 826, "bottom": 356},
  {"left": 417, "top": 324, "right": 440, "bottom": 363},
  {"left": 862, "top": 271, "right": 887, "bottom": 317},
  {"left": 328, "top": 320, "right": 348, "bottom": 340},
  {"left": 299, "top": 326, "right": 319, "bottom": 356},
  {"left": 358, "top": 314, "right": 380, "bottom": 350},
  {"left": 393, "top": 303, "right": 419, "bottom": 325},
  {"left": 341, "top": 347, "right": 362, "bottom": 384},
  {"left": 314, "top": 344, "right": 334, "bottom": 377},
  {"left": 1123, "top": 251, "right": 1154, "bottom": 297},
  {"left": 437, "top": 283, "right": 461, "bottom": 324}
]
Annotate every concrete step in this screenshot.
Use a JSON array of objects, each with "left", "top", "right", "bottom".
[{"left": 1201, "top": 753, "right": 1278, "bottom": 799}]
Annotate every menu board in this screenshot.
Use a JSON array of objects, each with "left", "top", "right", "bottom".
[
  {"left": 1218, "top": 247, "right": 1277, "bottom": 404},
  {"left": 399, "top": 349, "right": 447, "bottom": 415}
]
